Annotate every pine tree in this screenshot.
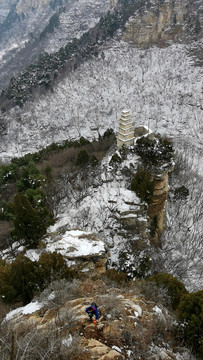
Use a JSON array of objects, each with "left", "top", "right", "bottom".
[{"left": 11, "top": 193, "right": 46, "bottom": 247}]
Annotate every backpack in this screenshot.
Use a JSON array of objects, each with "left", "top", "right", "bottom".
[{"left": 91, "top": 302, "right": 97, "bottom": 309}]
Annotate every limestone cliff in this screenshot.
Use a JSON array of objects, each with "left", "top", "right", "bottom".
[
  {"left": 148, "top": 172, "right": 170, "bottom": 246},
  {"left": 123, "top": 0, "right": 203, "bottom": 48}
]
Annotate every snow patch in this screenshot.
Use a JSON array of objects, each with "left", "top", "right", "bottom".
[{"left": 4, "top": 301, "right": 43, "bottom": 322}]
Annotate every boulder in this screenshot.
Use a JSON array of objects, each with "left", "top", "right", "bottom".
[
  {"left": 84, "top": 323, "right": 101, "bottom": 340},
  {"left": 99, "top": 350, "right": 125, "bottom": 360},
  {"left": 87, "top": 339, "right": 124, "bottom": 360}
]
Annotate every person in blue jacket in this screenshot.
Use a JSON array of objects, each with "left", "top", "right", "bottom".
[{"left": 85, "top": 302, "right": 99, "bottom": 323}]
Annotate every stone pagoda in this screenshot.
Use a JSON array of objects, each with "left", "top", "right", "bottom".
[{"left": 117, "top": 109, "right": 135, "bottom": 149}]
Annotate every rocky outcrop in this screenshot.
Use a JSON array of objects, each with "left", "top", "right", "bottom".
[
  {"left": 1, "top": 278, "right": 193, "bottom": 359},
  {"left": 148, "top": 172, "right": 170, "bottom": 246},
  {"left": 1, "top": 229, "right": 108, "bottom": 275},
  {"left": 123, "top": 0, "right": 203, "bottom": 48},
  {"left": 43, "top": 229, "right": 108, "bottom": 275}
]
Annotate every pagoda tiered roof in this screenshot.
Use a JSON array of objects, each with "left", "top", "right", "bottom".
[{"left": 117, "top": 109, "right": 135, "bottom": 149}]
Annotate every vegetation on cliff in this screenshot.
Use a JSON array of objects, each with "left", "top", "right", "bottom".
[
  {"left": 0, "top": 160, "right": 54, "bottom": 248},
  {"left": 0, "top": 252, "right": 75, "bottom": 304},
  {"left": 0, "top": 131, "right": 115, "bottom": 248}
]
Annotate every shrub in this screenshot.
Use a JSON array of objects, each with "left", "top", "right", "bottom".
[
  {"left": 174, "top": 185, "right": 189, "bottom": 200},
  {"left": 79, "top": 136, "right": 90, "bottom": 146},
  {"left": 177, "top": 290, "right": 203, "bottom": 358},
  {"left": 1, "top": 255, "right": 38, "bottom": 304},
  {"left": 75, "top": 150, "right": 89, "bottom": 165},
  {"left": 0, "top": 254, "right": 78, "bottom": 305},
  {"left": 135, "top": 135, "right": 174, "bottom": 166},
  {"left": 37, "top": 252, "right": 70, "bottom": 288},
  {"left": 118, "top": 251, "right": 152, "bottom": 279},
  {"left": 43, "top": 165, "right": 52, "bottom": 177},
  {"left": 147, "top": 273, "right": 187, "bottom": 310},
  {"left": 138, "top": 280, "right": 171, "bottom": 308},
  {"left": 102, "top": 269, "right": 128, "bottom": 286},
  {"left": 90, "top": 155, "right": 99, "bottom": 166},
  {"left": 102, "top": 128, "right": 114, "bottom": 139},
  {"left": 11, "top": 193, "right": 48, "bottom": 247},
  {"left": 0, "top": 200, "right": 14, "bottom": 221},
  {"left": 110, "top": 153, "right": 122, "bottom": 165},
  {"left": 0, "top": 163, "right": 18, "bottom": 186},
  {"left": 97, "top": 293, "right": 124, "bottom": 320},
  {"left": 16, "top": 161, "right": 45, "bottom": 192},
  {"left": 38, "top": 279, "right": 82, "bottom": 305},
  {"left": 131, "top": 166, "right": 154, "bottom": 204}
]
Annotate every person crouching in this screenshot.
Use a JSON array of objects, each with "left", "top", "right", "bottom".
[{"left": 85, "top": 302, "right": 99, "bottom": 324}]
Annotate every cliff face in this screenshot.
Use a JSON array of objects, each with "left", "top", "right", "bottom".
[
  {"left": 123, "top": 0, "right": 203, "bottom": 48},
  {"left": 148, "top": 172, "right": 170, "bottom": 246}
]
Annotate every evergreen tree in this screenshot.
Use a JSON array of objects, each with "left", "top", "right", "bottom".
[
  {"left": 9, "top": 255, "right": 38, "bottom": 304},
  {"left": 11, "top": 193, "right": 46, "bottom": 247},
  {"left": 76, "top": 149, "right": 89, "bottom": 165},
  {"left": 131, "top": 167, "right": 154, "bottom": 204}
]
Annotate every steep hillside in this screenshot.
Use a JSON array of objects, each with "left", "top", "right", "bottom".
[
  {"left": 0, "top": 1, "right": 202, "bottom": 167},
  {"left": 0, "top": 0, "right": 202, "bottom": 294},
  {"left": 0, "top": 2, "right": 202, "bottom": 359},
  {"left": 0, "top": 40, "right": 202, "bottom": 172},
  {"left": 0, "top": 0, "right": 111, "bottom": 90},
  {"left": 0, "top": 276, "right": 200, "bottom": 359}
]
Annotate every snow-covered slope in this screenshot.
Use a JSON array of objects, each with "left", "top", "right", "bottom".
[
  {"left": 0, "top": 0, "right": 202, "bottom": 293},
  {"left": 1, "top": 40, "right": 202, "bottom": 173},
  {"left": 0, "top": 0, "right": 12, "bottom": 24},
  {"left": 0, "top": 0, "right": 111, "bottom": 90}
]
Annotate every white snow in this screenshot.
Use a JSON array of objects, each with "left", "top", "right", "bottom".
[
  {"left": 123, "top": 299, "right": 142, "bottom": 317},
  {"left": 21, "top": 229, "right": 105, "bottom": 263},
  {"left": 134, "top": 310, "right": 139, "bottom": 318},
  {"left": 45, "top": 229, "right": 105, "bottom": 258},
  {"left": 153, "top": 305, "right": 163, "bottom": 315},
  {"left": 112, "top": 345, "right": 122, "bottom": 353},
  {"left": 62, "top": 334, "right": 73, "bottom": 347},
  {"left": 4, "top": 301, "right": 43, "bottom": 322},
  {"left": 1, "top": 40, "right": 202, "bottom": 178},
  {"left": 0, "top": 22, "right": 202, "bottom": 292}
]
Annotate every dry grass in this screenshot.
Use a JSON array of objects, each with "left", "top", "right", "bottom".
[{"left": 38, "top": 138, "right": 114, "bottom": 177}]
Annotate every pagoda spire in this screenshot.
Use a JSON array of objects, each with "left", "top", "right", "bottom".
[{"left": 117, "top": 109, "right": 135, "bottom": 149}]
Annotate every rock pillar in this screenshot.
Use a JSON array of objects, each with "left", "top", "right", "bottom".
[{"left": 148, "top": 172, "right": 169, "bottom": 246}]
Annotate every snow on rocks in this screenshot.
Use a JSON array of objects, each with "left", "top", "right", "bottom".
[
  {"left": 44, "top": 229, "right": 106, "bottom": 259},
  {"left": 87, "top": 339, "right": 125, "bottom": 359},
  {"left": 61, "top": 334, "right": 73, "bottom": 347},
  {"left": 153, "top": 305, "right": 163, "bottom": 315},
  {"left": 3, "top": 301, "right": 43, "bottom": 323},
  {"left": 123, "top": 299, "right": 142, "bottom": 317}
]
